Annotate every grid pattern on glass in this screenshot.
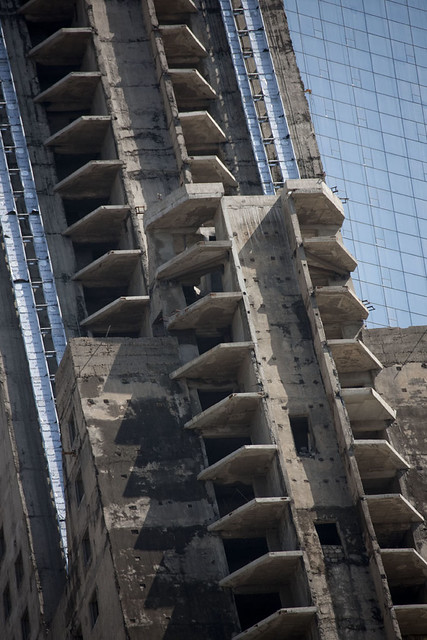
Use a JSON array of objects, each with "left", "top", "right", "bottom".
[{"left": 283, "top": 0, "right": 427, "bottom": 328}]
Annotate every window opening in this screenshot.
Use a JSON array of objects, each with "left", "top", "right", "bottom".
[{"left": 315, "top": 522, "right": 342, "bottom": 546}]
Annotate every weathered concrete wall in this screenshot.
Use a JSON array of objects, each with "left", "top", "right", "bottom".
[
  {"left": 52, "top": 337, "right": 239, "bottom": 639},
  {"left": 0, "top": 244, "right": 65, "bottom": 639},
  {"left": 363, "top": 327, "right": 427, "bottom": 557}
]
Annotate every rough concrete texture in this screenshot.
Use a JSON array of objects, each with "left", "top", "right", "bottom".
[
  {"left": 0, "top": 244, "right": 65, "bottom": 639},
  {"left": 52, "top": 337, "right": 239, "bottom": 639},
  {"left": 223, "top": 196, "right": 386, "bottom": 638},
  {"left": 363, "top": 327, "right": 427, "bottom": 558}
]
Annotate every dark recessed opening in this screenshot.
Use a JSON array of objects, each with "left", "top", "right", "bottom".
[
  {"left": 204, "top": 437, "right": 252, "bottom": 465},
  {"left": 234, "top": 592, "right": 281, "bottom": 631},
  {"left": 214, "top": 482, "right": 255, "bottom": 517},
  {"left": 315, "top": 522, "right": 341, "bottom": 546},
  {"left": 197, "top": 389, "right": 234, "bottom": 411},
  {"left": 223, "top": 537, "right": 269, "bottom": 574},
  {"left": 390, "top": 583, "right": 426, "bottom": 605},
  {"left": 289, "top": 416, "right": 311, "bottom": 456},
  {"left": 196, "top": 328, "right": 232, "bottom": 355}
]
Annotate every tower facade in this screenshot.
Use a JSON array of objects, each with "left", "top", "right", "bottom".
[{"left": 0, "top": 1, "right": 425, "bottom": 640}]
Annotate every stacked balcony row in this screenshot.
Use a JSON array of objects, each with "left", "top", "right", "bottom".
[{"left": 284, "top": 179, "right": 427, "bottom": 638}]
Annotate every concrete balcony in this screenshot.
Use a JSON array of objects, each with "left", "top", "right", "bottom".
[
  {"left": 198, "top": 445, "right": 277, "bottom": 484},
  {"left": 394, "top": 605, "right": 427, "bottom": 636},
  {"left": 19, "top": 0, "right": 74, "bottom": 22},
  {"left": 170, "top": 342, "right": 254, "bottom": 383},
  {"left": 54, "top": 160, "right": 122, "bottom": 199},
  {"left": 208, "top": 497, "right": 291, "bottom": 537},
  {"left": 341, "top": 387, "right": 396, "bottom": 426},
  {"left": 167, "top": 292, "right": 243, "bottom": 333},
  {"left": 144, "top": 183, "right": 223, "bottom": 230},
  {"left": 155, "top": 241, "right": 231, "bottom": 281},
  {"left": 45, "top": 116, "right": 111, "bottom": 154},
  {"left": 28, "top": 28, "right": 92, "bottom": 65},
  {"left": 354, "top": 440, "right": 409, "bottom": 480},
  {"left": 303, "top": 236, "right": 357, "bottom": 274},
  {"left": 315, "top": 286, "right": 369, "bottom": 324},
  {"left": 365, "top": 494, "right": 424, "bottom": 525},
  {"left": 63, "top": 205, "right": 130, "bottom": 244},
  {"left": 160, "top": 25, "right": 207, "bottom": 65},
  {"left": 169, "top": 69, "right": 217, "bottom": 109},
  {"left": 154, "top": 0, "right": 197, "bottom": 21},
  {"left": 328, "top": 339, "right": 383, "bottom": 373},
  {"left": 220, "top": 551, "right": 303, "bottom": 589},
  {"left": 34, "top": 72, "right": 101, "bottom": 111},
  {"left": 72, "top": 250, "right": 141, "bottom": 288},
  {"left": 285, "top": 179, "right": 344, "bottom": 227},
  {"left": 381, "top": 549, "right": 427, "bottom": 586},
  {"left": 232, "top": 607, "right": 317, "bottom": 640},
  {"left": 180, "top": 111, "right": 226, "bottom": 152},
  {"left": 80, "top": 296, "right": 149, "bottom": 333},
  {"left": 190, "top": 155, "right": 237, "bottom": 187},
  {"left": 184, "top": 392, "right": 264, "bottom": 438}
]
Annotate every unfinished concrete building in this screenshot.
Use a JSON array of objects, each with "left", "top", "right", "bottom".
[{"left": 0, "top": 1, "right": 425, "bottom": 639}]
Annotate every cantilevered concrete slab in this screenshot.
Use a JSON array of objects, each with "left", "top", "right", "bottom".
[
  {"left": 198, "top": 445, "right": 277, "bottom": 484},
  {"left": 190, "top": 155, "right": 238, "bottom": 187},
  {"left": 381, "top": 549, "right": 427, "bottom": 586},
  {"left": 45, "top": 116, "right": 111, "bottom": 154},
  {"left": 28, "top": 28, "right": 92, "bottom": 65},
  {"left": 154, "top": 0, "right": 197, "bottom": 20},
  {"left": 167, "top": 293, "right": 242, "bottom": 333},
  {"left": 184, "top": 392, "right": 264, "bottom": 437},
  {"left": 394, "top": 605, "right": 427, "bottom": 636},
  {"left": 144, "top": 183, "right": 223, "bottom": 230},
  {"left": 34, "top": 72, "right": 101, "bottom": 111},
  {"left": 54, "top": 160, "right": 122, "bottom": 199},
  {"left": 303, "top": 237, "right": 357, "bottom": 274},
  {"left": 285, "top": 178, "right": 344, "bottom": 226},
  {"left": 169, "top": 69, "right": 217, "bottom": 109},
  {"left": 328, "top": 339, "right": 383, "bottom": 373},
  {"left": 160, "top": 25, "right": 207, "bottom": 64},
  {"left": 208, "top": 497, "right": 291, "bottom": 537},
  {"left": 354, "top": 440, "right": 409, "bottom": 479},
  {"left": 365, "top": 494, "right": 424, "bottom": 525},
  {"left": 156, "top": 241, "right": 231, "bottom": 281},
  {"left": 342, "top": 387, "right": 396, "bottom": 423},
  {"left": 80, "top": 296, "right": 149, "bottom": 333},
  {"left": 170, "top": 342, "right": 254, "bottom": 382},
  {"left": 315, "top": 286, "right": 369, "bottom": 324},
  {"left": 19, "top": 0, "right": 74, "bottom": 21},
  {"left": 232, "top": 607, "right": 317, "bottom": 640},
  {"left": 72, "top": 250, "right": 141, "bottom": 288},
  {"left": 63, "top": 206, "right": 130, "bottom": 243},
  {"left": 180, "top": 111, "right": 227, "bottom": 151},
  {"left": 219, "top": 551, "right": 303, "bottom": 589}
]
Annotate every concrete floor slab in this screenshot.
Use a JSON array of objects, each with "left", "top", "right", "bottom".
[
  {"left": 180, "top": 111, "right": 227, "bottom": 152},
  {"left": 342, "top": 387, "right": 396, "bottom": 422},
  {"left": 304, "top": 236, "right": 357, "bottom": 274},
  {"left": 168, "top": 292, "right": 242, "bottom": 333},
  {"left": 219, "top": 551, "right": 303, "bottom": 589},
  {"left": 198, "top": 445, "right": 277, "bottom": 483},
  {"left": 184, "top": 392, "right": 264, "bottom": 437},
  {"left": 80, "top": 296, "right": 149, "bottom": 333},
  {"left": 382, "top": 549, "right": 427, "bottom": 585},
  {"left": 284, "top": 178, "right": 344, "bottom": 226},
  {"left": 170, "top": 342, "right": 254, "bottom": 382},
  {"left": 190, "top": 155, "right": 238, "bottom": 187},
  {"left": 315, "top": 286, "right": 369, "bottom": 324},
  {"left": 232, "top": 607, "right": 317, "bottom": 640},
  {"left": 154, "top": 0, "right": 197, "bottom": 21},
  {"left": 394, "top": 605, "right": 427, "bottom": 636},
  {"left": 34, "top": 72, "right": 101, "bottom": 111},
  {"left": 45, "top": 116, "right": 111, "bottom": 154},
  {"left": 63, "top": 205, "right": 130, "bottom": 243},
  {"left": 169, "top": 68, "right": 217, "bottom": 109},
  {"left": 160, "top": 25, "right": 207, "bottom": 65},
  {"left": 328, "top": 339, "right": 383, "bottom": 373},
  {"left": 365, "top": 494, "right": 424, "bottom": 524},
  {"left": 19, "top": 0, "right": 74, "bottom": 21},
  {"left": 28, "top": 28, "right": 92, "bottom": 65},
  {"left": 72, "top": 250, "right": 141, "bottom": 288},
  {"left": 156, "top": 240, "right": 231, "bottom": 281},
  {"left": 144, "top": 183, "right": 223, "bottom": 230},
  {"left": 354, "top": 440, "right": 409, "bottom": 479},
  {"left": 208, "top": 497, "right": 291, "bottom": 536},
  {"left": 54, "top": 160, "right": 122, "bottom": 199}
]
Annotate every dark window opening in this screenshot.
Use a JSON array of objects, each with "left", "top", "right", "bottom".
[
  {"left": 215, "top": 482, "right": 255, "bottom": 518},
  {"left": 204, "top": 437, "right": 252, "bottom": 466},
  {"left": 374, "top": 525, "right": 414, "bottom": 550},
  {"left": 75, "top": 471, "right": 84, "bottom": 506},
  {"left": 198, "top": 389, "right": 234, "bottom": 411},
  {"left": 3, "top": 584, "right": 11, "bottom": 620},
  {"left": 68, "top": 416, "right": 76, "bottom": 446},
  {"left": 82, "top": 530, "right": 91, "bottom": 566},
  {"left": 196, "top": 326, "right": 232, "bottom": 355},
  {"left": 89, "top": 591, "right": 99, "bottom": 628},
  {"left": 390, "top": 583, "right": 426, "bottom": 605},
  {"left": 235, "top": 592, "right": 281, "bottom": 631},
  {"left": 15, "top": 551, "right": 24, "bottom": 588},
  {"left": 21, "top": 608, "right": 30, "bottom": 640},
  {"left": 182, "top": 284, "right": 202, "bottom": 306},
  {"left": 289, "top": 416, "right": 312, "bottom": 456},
  {"left": 315, "top": 522, "right": 342, "bottom": 546},
  {"left": 223, "top": 537, "right": 269, "bottom": 574}
]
